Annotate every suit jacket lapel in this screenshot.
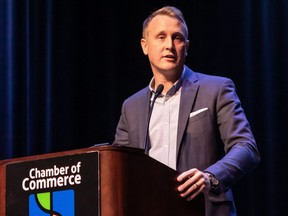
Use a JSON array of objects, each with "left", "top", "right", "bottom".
[
  {"left": 176, "top": 68, "right": 199, "bottom": 154},
  {"left": 139, "top": 87, "right": 152, "bottom": 148}
]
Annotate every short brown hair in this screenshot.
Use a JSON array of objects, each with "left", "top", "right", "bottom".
[{"left": 142, "top": 6, "right": 188, "bottom": 39}]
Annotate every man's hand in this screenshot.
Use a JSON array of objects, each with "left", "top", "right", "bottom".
[{"left": 177, "top": 168, "right": 210, "bottom": 201}]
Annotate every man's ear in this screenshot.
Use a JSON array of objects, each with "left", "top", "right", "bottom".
[
  {"left": 140, "top": 38, "right": 148, "bottom": 55},
  {"left": 185, "top": 40, "right": 190, "bottom": 56}
]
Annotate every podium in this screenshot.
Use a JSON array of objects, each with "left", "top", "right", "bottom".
[{"left": 0, "top": 145, "right": 205, "bottom": 215}]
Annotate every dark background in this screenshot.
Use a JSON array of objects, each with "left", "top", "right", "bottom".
[{"left": 1, "top": 0, "right": 287, "bottom": 215}]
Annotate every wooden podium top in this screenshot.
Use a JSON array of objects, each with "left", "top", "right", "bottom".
[{"left": 0, "top": 145, "right": 142, "bottom": 165}]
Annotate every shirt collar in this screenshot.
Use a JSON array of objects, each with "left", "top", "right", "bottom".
[{"left": 149, "top": 67, "right": 186, "bottom": 97}]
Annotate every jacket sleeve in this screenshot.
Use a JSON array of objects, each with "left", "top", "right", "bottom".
[
  {"left": 112, "top": 101, "right": 130, "bottom": 146},
  {"left": 204, "top": 78, "right": 260, "bottom": 194}
]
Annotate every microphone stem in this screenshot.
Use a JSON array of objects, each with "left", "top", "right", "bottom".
[{"left": 144, "top": 84, "right": 164, "bottom": 153}]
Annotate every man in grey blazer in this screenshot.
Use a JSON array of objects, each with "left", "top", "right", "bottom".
[{"left": 113, "top": 6, "right": 260, "bottom": 216}]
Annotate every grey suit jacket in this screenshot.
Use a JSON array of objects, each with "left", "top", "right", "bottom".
[{"left": 113, "top": 65, "right": 260, "bottom": 216}]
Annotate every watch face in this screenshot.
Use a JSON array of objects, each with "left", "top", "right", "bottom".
[{"left": 211, "top": 176, "right": 219, "bottom": 185}]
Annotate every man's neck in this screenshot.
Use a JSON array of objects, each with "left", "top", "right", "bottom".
[{"left": 152, "top": 67, "right": 184, "bottom": 94}]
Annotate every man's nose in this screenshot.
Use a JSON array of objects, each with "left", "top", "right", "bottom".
[{"left": 165, "top": 38, "right": 174, "bottom": 49}]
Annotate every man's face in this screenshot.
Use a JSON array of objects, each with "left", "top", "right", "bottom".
[{"left": 141, "top": 15, "right": 189, "bottom": 76}]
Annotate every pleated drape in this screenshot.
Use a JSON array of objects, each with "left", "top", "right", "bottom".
[{"left": 0, "top": 1, "right": 287, "bottom": 215}]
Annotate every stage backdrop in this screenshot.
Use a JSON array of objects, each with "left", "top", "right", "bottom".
[{"left": 0, "top": 0, "right": 287, "bottom": 215}]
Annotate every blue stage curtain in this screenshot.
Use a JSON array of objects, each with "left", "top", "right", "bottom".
[
  {"left": 0, "top": 0, "right": 54, "bottom": 157},
  {"left": 0, "top": 1, "right": 287, "bottom": 215}
]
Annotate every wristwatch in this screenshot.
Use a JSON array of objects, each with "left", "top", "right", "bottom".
[{"left": 206, "top": 173, "right": 220, "bottom": 193}]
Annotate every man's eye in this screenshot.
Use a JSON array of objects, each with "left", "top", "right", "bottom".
[{"left": 174, "top": 35, "right": 184, "bottom": 41}]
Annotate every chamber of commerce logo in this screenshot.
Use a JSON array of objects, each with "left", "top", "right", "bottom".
[{"left": 29, "top": 189, "right": 74, "bottom": 216}]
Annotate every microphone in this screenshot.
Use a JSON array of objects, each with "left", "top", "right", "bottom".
[{"left": 143, "top": 84, "right": 164, "bottom": 153}]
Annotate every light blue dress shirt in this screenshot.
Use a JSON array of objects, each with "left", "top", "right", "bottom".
[{"left": 148, "top": 70, "right": 185, "bottom": 170}]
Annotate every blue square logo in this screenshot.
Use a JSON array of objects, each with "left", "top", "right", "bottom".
[{"left": 29, "top": 189, "right": 74, "bottom": 216}]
